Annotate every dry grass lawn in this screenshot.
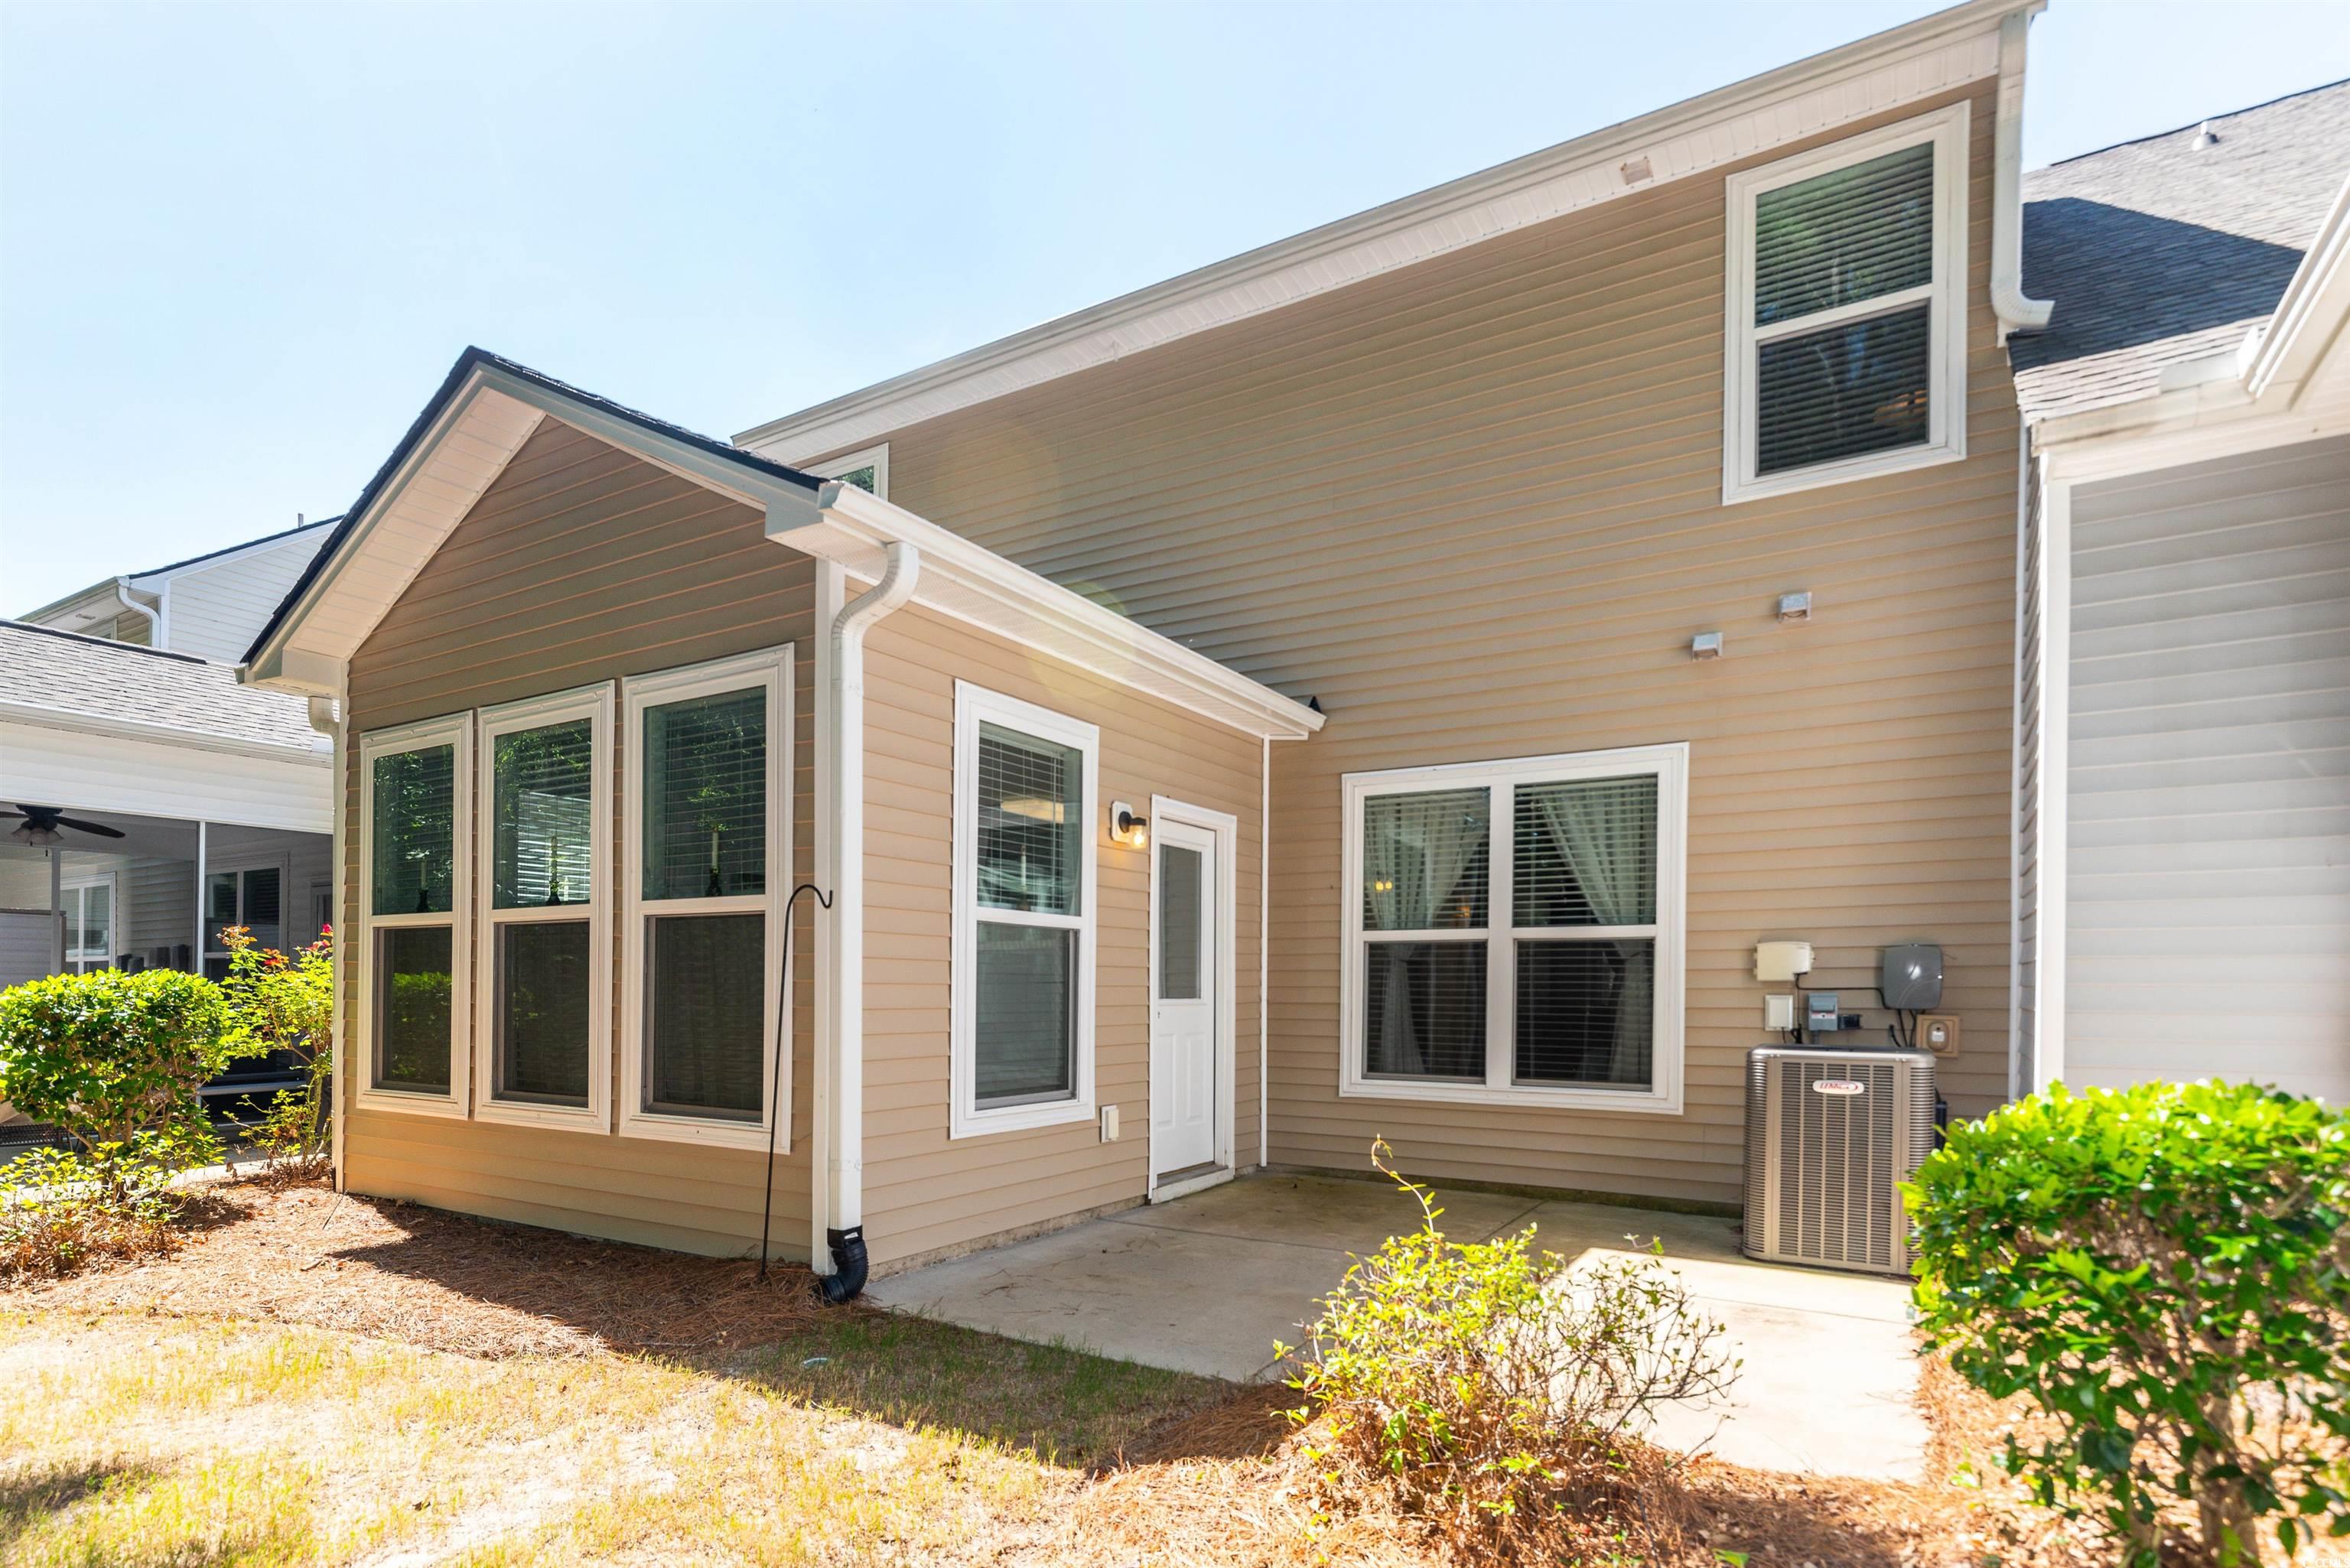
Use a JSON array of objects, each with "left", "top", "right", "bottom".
[{"left": 5, "top": 1179, "right": 2344, "bottom": 1567}]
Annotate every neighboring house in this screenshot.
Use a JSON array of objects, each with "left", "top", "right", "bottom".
[
  {"left": 2012, "top": 83, "right": 2350, "bottom": 1101},
  {"left": 245, "top": 0, "right": 2100, "bottom": 1282},
  {"left": 21, "top": 517, "right": 337, "bottom": 663},
  {"left": 1, "top": 521, "right": 337, "bottom": 1027}
]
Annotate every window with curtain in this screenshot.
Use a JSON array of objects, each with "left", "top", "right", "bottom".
[
  {"left": 1346, "top": 747, "right": 1684, "bottom": 1106},
  {"left": 483, "top": 703, "right": 603, "bottom": 1115},
  {"left": 953, "top": 685, "right": 1097, "bottom": 1136},
  {"left": 362, "top": 717, "right": 469, "bottom": 1103},
  {"left": 1723, "top": 106, "right": 1966, "bottom": 503}
]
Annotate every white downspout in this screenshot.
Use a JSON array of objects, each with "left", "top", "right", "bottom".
[
  {"left": 1258, "top": 734, "right": 1270, "bottom": 1169},
  {"left": 112, "top": 577, "right": 161, "bottom": 647},
  {"left": 1991, "top": 8, "right": 2055, "bottom": 344},
  {"left": 2007, "top": 412, "right": 2029, "bottom": 1104},
  {"left": 308, "top": 691, "right": 347, "bottom": 1191},
  {"left": 817, "top": 535, "right": 919, "bottom": 1286}
]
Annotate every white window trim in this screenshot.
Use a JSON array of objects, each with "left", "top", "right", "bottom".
[
  {"left": 471, "top": 682, "right": 614, "bottom": 1134},
  {"left": 60, "top": 870, "right": 119, "bottom": 972},
  {"left": 1721, "top": 102, "right": 1970, "bottom": 506},
  {"left": 949, "top": 682, "right": 1100, "bottom": 1140},
  {"left": 811, "top": 442, "right": 889, "bottom": 502},
  {"left": 1338, "top": 741, "right": 1688, "bottom": 1114},
  {"left": 356, "top": 711, "right": 474, "bottom": 1119},
  {"left": 618, "top": 646, "right": 793, "bottom": 1151}
]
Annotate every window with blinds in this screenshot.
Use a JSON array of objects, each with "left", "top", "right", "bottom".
[
  {"left": 360, "top": 713, "right": 472, "bottom": 1105},
  {"left": 953, "top": 685, "right": 1099, "bottom": 1137},
  {"left": 1345, "top": 746, "right": 1686, "bottom": 1109},
  {"left": 1723, "top": 106, "right": 1967, "bottom": 503}
]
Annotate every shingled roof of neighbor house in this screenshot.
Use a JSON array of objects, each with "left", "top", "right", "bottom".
[
  {"left": 2012, "top": 79, "right": 2350, "bottom": 422},
  {"left": 0, "top": 620, "right": 321, "bottom": 753}
]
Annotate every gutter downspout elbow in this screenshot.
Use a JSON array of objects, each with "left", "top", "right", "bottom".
[
  {"left": 821, "top": 536, "right": 919, "bottom": 1304},
  {"left": 113, "top": 578, "right": 161, "bottom": 647},
  {"left": 1990, "top": 8, "right": 2055, "bottom": 344}
]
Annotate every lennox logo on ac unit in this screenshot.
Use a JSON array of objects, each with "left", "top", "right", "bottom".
[{"left": 1811, "top": 1079, "right": 1867, "bottom": 1096}]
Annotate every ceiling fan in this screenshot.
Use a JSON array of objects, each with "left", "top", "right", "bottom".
[{"left": 4, "top": 805, "right": 128, "bottom": 848}]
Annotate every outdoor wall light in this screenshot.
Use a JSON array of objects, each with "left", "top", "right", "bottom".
[
  {"left": 1691, "top": 631, "right": 1724, "bottom": 660},
  {"left": 1777, "top": 590, "right": 1814, "bottom": 623},
  {"left": 1109, "top": 802, "right": 1150, "bottom": 848}
]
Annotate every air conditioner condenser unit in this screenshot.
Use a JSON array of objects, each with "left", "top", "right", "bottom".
[{"left": 1743, "top": 1046, "right": 1937, "bottom": 1277}]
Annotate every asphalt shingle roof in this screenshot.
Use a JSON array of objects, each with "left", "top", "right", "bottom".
[
  {"left": 2012, "top": 80, "right": 2350, "bottom": 422},
  {"left": 0, "top": 620, "right": 322, "bottom": 753}
]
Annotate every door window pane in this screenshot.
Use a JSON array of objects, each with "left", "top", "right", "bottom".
[
  {"left": 80, "top": 884, "right": 111, "bottom": 957},
  {"left": 208, "top": 870, "right": 238, "bottom": 932},
  {"left": 372, "top": 744, "right": 457, "bottom": 915},
  {"left": 976, "top": 724, "right": 1082, "bottom": 916},
  {"left": 1515, "top": 939, "right": 1655, "bottom": 1088},
  {"left": 1158, "top": 844, "right": 1202, "bottom": 1001},
  {"left": 1362, "top": 789, "right": 1489, "bottom": 931},
  {"left": 494, "top": 718, "right": 594, "bottom": 908},
  {"left": 242, "top": 867, "right": 282, "bottom": 951},
  {"left": 375, "top": 925, "right": 454, "bottom": 1092},
  {"left": 645, "top": 912, "right": 764, "bottom": 1119},
  {"left": 975, "top": 922, "right": 1074, "bottom": 1104},
  {"left": 496, "top": 920, "right": 592, "bottom": 1105},
  {"left": 1362, "top": 941, "right": 1486, "bottom": 1080},
  {"left": 643, "top": 691, "right": 766, "bottom": 901},
  {"left": 1514, "top": 776, "right": 1658, "bottom": 926}
]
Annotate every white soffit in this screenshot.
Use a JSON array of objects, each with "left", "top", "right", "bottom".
[
  {"left": 774, "top": 483, "right": 1324, "bottom": 740},
  {"left": 739, "top": 0, "right": 2018, "bottom": 464}
]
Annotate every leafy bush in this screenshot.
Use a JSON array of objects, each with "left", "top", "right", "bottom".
[
  {"left": 1280, "top": 1142, "right": 1736, "bottom": 1562},
  {"left": 218, "top": 925, "right": 335, "bottom": 1176},
  {"left": 1908, "top": 1081, "right": 2350, "bottom": 1566},
  {"left": 0, "top": 1144, "right": 177, "bottom": 1280},
  {"left": 0, "top": 967, "right": 242, "bottom": 1179}
]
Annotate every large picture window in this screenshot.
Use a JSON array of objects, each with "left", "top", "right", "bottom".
[
  {"left": 951, "top": 683, "right": 1098, "bottom": 1138},
  {"left": 1341, "top": 744, "right": 1686, "bottom": 1113},
  {"left": 1722, "top": 103, "right": 1968, "bottom": 504},
  {"left": 620, "top": 648, "right": 791, "bottom": 1148},
  {"left": 474, "top": 685, "right": 612, "bottom": 1130},
  {"left": 358, "top": 713, "right": 472, "bottom": 1114}
]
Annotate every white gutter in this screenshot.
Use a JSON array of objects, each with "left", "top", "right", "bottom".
[
  {"left": 815, "top": 524, "right": 919, "bottom": 1273},
  {"left": 2240, "top": 174, "right": 2350, "bottom": 405},
  {"left": 308, "top": 691, "right": 347, "bottom": 1192},
  {"left": 112, "top": 578, "right": 161, "bottom": 646},
  {"left": 1990, "top": 6, "right": 2055, "bottom": 343}
]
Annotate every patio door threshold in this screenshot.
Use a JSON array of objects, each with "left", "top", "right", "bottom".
[{"left": 1149, "top": 1160, "right": 1232, "bottom": 1203}]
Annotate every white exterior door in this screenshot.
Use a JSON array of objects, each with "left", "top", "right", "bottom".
[{"left": 1151, "top": 818, "right": 1219, "bottom": 1179}]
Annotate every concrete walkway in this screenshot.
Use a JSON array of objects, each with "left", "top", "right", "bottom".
[{"left": 866, "top": 1171, "right": 1925, "bottom": 1480}]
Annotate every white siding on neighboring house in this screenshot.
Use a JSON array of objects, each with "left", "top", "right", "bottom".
[
  {"left": 158, "top": 530, "right": 330, "bottom": 664},
  {"left": 2065, "top": 435, "right": 2350, "bottom": 1100}
]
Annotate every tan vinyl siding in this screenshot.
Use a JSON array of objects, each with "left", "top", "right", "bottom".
[
  {"left": 819, "top": 85, "right": 2016, "bottom": 1207},
  {"left": 2065, "top": 434, "right": 2350, "bottom": 1101},
  {"left": 342, "top": 418, "right": 821, "bottom": 1258},
  {"left": 859, "top": 598, "right": 1264, "bottom": 1268}
]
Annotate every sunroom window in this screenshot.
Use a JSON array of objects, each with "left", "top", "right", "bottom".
[
  {"left": 1344, "top": 745, "right": 1685, "bottom": 1112},
  {"left": 952, "top": 684, "right": 1097, "bottom": 1137},
  {"left": 360, "top": 714, "right": 470, "bottom": 1107},
  {"left": 620, "top": 648, "right": 789, "bottom": 1146},
  {"left": 1723, "top": 104, "right": 1968, "bottom": 503}
]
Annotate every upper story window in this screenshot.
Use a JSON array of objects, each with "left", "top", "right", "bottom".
[
  {"left": 359, "top": 713, "right": 472, "bottom": 1115},
  {"left": 950, "top": 682, "right": 1098, "bottom": 1138},
  {"left": 812, "top": 444, "right": 889, "bottom": 502},
  {"left": 1339, "top": 743, "right": 1687, "bottom": 1114},
  {"left": 1723, "top": 103, "right": 1968, "bottom": 504}
]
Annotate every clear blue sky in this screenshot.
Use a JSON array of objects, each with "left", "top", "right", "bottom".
[{"left": 3, "top": 1, "right": 2344, "bottom": 613}]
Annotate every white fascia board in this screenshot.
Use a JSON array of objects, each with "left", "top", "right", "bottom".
[
  {"left": 246, "top": 362, "right": 825, "bottom": 698},
  {"left": 2241, "top": 174, "right": 2350, "bottom": 407},
  {"left": 0, "top": 700, "right": 333, "bottom": 766},
  {"left": 738, "top": 0, "right": 2020, "bottom": 463},
  {"left": 772, "top": 481, "right": 1324, "bottom": 741},
  {"left": 15, "top": 580, "right": 130, "bottom": 632},
  {"left": 0, "top": 717, "right": 332, "bottom": 835}
]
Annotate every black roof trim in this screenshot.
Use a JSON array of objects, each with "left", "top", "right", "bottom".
[
  {"left": 2, "top": 617, "right": 208, "bottom": 665},
  {"left": 131, "top": 515, "right": 343, "bottom": 581},
  {"left": 243, "top": 346, "right": 824, "bottom": 667},
  {"left": 2039, "top": 75, "right": 2350, "bottom": 170}
]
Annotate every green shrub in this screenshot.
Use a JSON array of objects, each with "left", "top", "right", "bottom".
[
  {"left": 1907, "top": 1080, "right": 2350, "bottom": 1566},
  {"left": 218, "top": 925, "right": 335, "bottom": 1176},
  {"left": 1281, "top": 1143, "right": 1735, "bottom": 1561},
  {"left": 0, "top": 967, "right": 243, "bottom": 1177}
]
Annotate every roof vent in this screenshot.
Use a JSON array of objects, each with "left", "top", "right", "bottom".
[
  {"left": 2192, "top": 120, "right": 2220, "bottom": 150},
  {"left": 1619, "top": 155, "right": 1653, "bottom": 187}
]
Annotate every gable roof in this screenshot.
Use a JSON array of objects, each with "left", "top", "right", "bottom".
[
  {"left": 735, "top": 0, "right": 2033, "bottom": 464},
  {"left": 15, "top": 516, "right": 341, "bottom": 633},
  {"left": 0, "top": 620, "right": 323, "bottom": 760},
  {"left": 2012, "top": 79, "right": 2350, "bottom": 422}
]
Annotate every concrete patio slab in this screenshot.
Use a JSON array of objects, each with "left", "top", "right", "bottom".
[{"left": 865, "top": 1172, "right": 1927, "bottom": 1479}]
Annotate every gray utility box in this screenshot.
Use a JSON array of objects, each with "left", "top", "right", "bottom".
[{"left": 1743, "top": 1046, "right": 1938, "bottom": 1277}]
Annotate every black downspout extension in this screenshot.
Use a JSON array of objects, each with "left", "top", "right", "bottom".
[{"left": 820, "top": 1225, "right": 868, "bottom": 1304}]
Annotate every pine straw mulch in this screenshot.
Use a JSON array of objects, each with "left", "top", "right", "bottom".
[{"left": 5, "top": 1176, "right": 826, "bottom": 1360}]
